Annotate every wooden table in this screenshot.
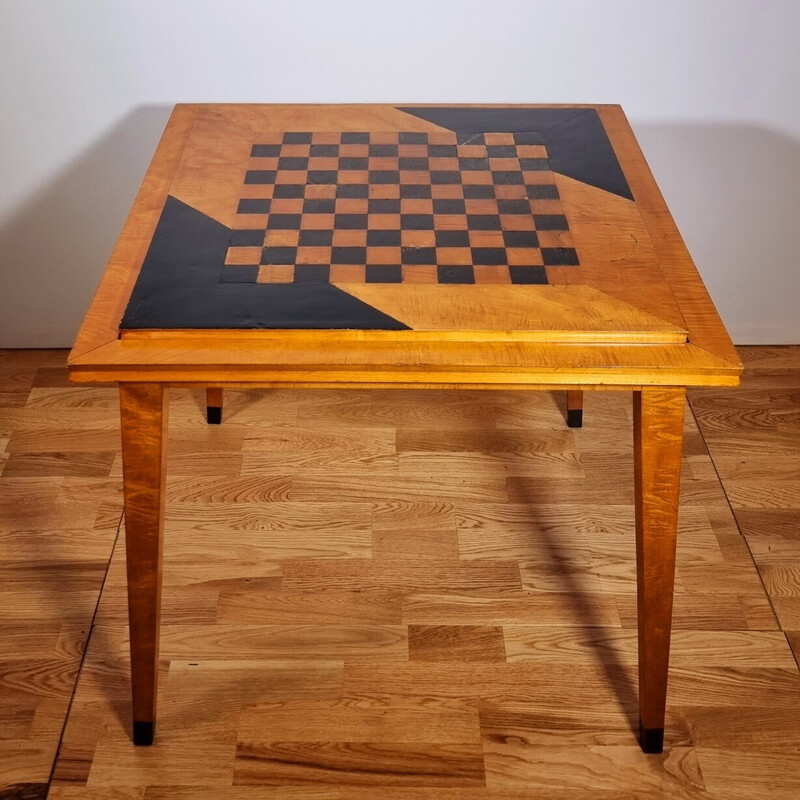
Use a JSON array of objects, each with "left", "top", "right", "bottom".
[{"left": 68, "top": 104, "right": 741, "bottom": 752}]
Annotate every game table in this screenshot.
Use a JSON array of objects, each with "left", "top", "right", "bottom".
[{"left": 68, "top": 104, "right": 741, "bottom": 752}]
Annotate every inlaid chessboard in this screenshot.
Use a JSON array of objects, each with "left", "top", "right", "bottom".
[
  {"left": 113, "top": 105, "right": 700, "bottom": 340},
  {"left": 224, "top": 131, "right": 579, "bottom": 286}
]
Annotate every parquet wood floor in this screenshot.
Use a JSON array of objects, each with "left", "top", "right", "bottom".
[{"left": 1, "top": 347, "right": 798, "bottom": 799}]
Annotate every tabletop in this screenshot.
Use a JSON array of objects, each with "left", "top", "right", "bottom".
[{"left": 68, "top": 104, "right": 741, "bottom": 388}]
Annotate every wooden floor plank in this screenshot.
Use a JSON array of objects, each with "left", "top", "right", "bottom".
[
  {"left": 483, "top": 740, "right": 707, "bottom": 797},
  {"left": 147, "top": 624, "right": 408, "bottom": 662},
  {"left": 408, "top": 625, "right": 506, "bottom": 662},
  {"left": 216, "top": 588, "right": 403, "bottom": 625},
  {"left": 402, "top": 592, "right": 622, "bottom": 626},
  {"left": 503, "top": 628, "right": 797, "bottom": 667},
  {"left": 233, "top": 742, "right": 486, "bottom": 788},
  {"left": 236, "top": 701, "right": 481, "bottom": 743},
  {"left": 281, "top": 560, "right": 522, "bottom": 593}
]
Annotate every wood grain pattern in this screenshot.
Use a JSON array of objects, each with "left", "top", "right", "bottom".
[
  {"left": 66, "top": 103, "right": 740, "bottom": 388},
  {"left": 333, "top": 284, "right": 687, "bottom": 341},
  {"left": 119, "top": 383, "right": 169, "bottom": 743},
  {"left": 69, "top": 105, "right": 197, "bottom": 359},
  {"left": 634, "top": 387, "right": 685, "bottom": 750},
  {"left": 0, "top": 351, "right": 123, "bottom": 798},
  {"left": 8, "top": 347, "right": 800, "bottom": 797},
  {"left": 598, "top": 106, "right": 741, "bottom": 368}
]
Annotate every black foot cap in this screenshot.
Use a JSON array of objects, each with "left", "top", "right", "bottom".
[
  {"left": 133, "top": 720, "right": 154, "bottom": 746},
  {"left": 207, "top": 406, "right": 222, "bottom": 425},
  {"left": 639, "top": 720, "right": 664, "bottom": 754},
  {"left": 567, "top": 409, "right": 583, "bottom": 428}
]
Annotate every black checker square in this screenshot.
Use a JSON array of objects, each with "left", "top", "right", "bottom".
[
  {"left": 433, "top": 199, "right": 467, "bottom": 215},
  {"left": 266, "top": 214, "right": 302, "bottom": 230},
  {"left": 399, "top": 132, "right": 428, "bottom": 144},
  {"left": 497, "top": 200, "right": 530, "bottom": 215},
  {"left": 519, "top": 158, "right": 549, "bottom": 171},
  {"left": 308, "top": 170, "right": 338, "bottom": 185},
  {"left": 368, "top": 229, "right": 401, "bottom": 247},
  {"left": 401, "top": 214, "right": 435, "bottom": 231},
  {"left": 533, "top": 214, "right": 570, "bottom": 231},
  {"left": 230, "top": 229, "right": 265, "bottom": 247},
  {"left": 294, "top": 264, "right": 330, "bottom": 282},
  {"left": 438, "top": 265, "right": 475, "bottom": 284},
  {"left": 261, "top": 246, "right": 297, "bottom": 265},
  {"left": 402, "top": 247, "right": 436, "bottom": 265},
  {"left": 283, "top": 132, "right": 313, "bottom": 144},
  {"left": 486, "top": 145, "right": 517, "bottom": 158},
  {"left": 527, "top": 184, "right": 560, "bottom": 200},
  {"left": 400, "top": 184, "right": 432, "bottom": 199},
  {"left": 237, "top": 199, "right": 271, "bottom": 214},
  {"left": 278, "top": 156, "right": 309, "bottom": 170},
  {"left": 467, "top": 215, "right": 501, "bottom": 231},
  {"left": 244, "top": 170, "right": 276, "bottom": 185},
  {"left": 338, "top": 184, "right": 369, "bottom": 199},
  {"left": 492, "top": 170, "right": 524, "bottom": 185},
  {"left": 310, "top": 144, "right": 339, "bottom": 157},
  {"left": 340, "top": 157, "right": 369, "bottom": 170},
  {"left": 299, "top": 229, "right": 333, "bottom": 246},
  {"left": 509, "top": 265, "right": 548, "bottom": 284},
  {"left": 370, "top": 170, "right": 400, "bottom": 184},
  {"left": 399, "top": 157, "right": 429, "bottom": 171},
  {"left": 341, "top": 132, "right": 370, "bottom": 144},
  {"left": 503, "top": 230, "right": 540, "bottom": 248},
  {"left": 370, "top": 144, "right": 398, "bottom": 157},
  {"left": 335, "top": 214, "right": 368, "bottom": 230},
  {"left": 332, "top": 246, "right": 367, "bottom": 264},
  {"left": 369, "top": 198, "right": 401, "bottom": 213},
  {"left": 229, "top": 130, "right": 579, "bottom": 287},
  {"left": 542, "top": 247, "right": 580, "bottom": 266},
  {"left": 463, "top": 185, "right": 495, "bottom": 199},
  {"left": 303, "top": 198, "right": 336, "bottom": 214},
  {"left": 366, "top": 265, "right": 402, "bottom": 283},
  {"left": 251, "top": 144, "right": 282, "bottom": 158},
  {"left": 459, "top": 157, "right": 490, "bottom": 171},
  {"left": 471, "top": 247, "right": 507, "bottom": 266},
  {"left": 274, "top": 184, "right": 305, "bottom": 199},
  {"left": 436, "top": 230, "right": 471, "bottom": 248},
  {"left": 430, "top": 170, "right": 462, "bottom": 185}
]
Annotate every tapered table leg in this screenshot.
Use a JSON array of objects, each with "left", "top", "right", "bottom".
[
  {"left": 206, "top": 387, "right": 223, "bottom": 424},
  {"left": 633, "top": 387, "right": 684, "bottom": 753},
  {"left": 119, "top": 383, "right": 169, "bottom": 746},
  {"left": 566, "top": 390, "right": 584, "bottom": 428}
]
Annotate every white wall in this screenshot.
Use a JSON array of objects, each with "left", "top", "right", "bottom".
[{"left": 1, "top": 0, "right": 798, "bottom": 346}]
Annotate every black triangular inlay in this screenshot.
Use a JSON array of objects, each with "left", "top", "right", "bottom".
[
  {"left": 121, "top": 197, "right": 410, "bottom": 330},
  {"left": 397, "top": 106, "right": 633, "bottom": 200}
]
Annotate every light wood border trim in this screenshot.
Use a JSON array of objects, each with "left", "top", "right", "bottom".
[
  {"left": 70, "top": 105, "right": 199, "bottom": 359},
  {"left": 68, "top": 340, "right": 739, "bottom": 387},
  {"left": 599, "top": 106, "right": 741, "bottom": 369}
]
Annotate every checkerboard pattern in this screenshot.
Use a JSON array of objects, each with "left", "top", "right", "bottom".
[{"left": 223, "top": 131, "right": 580, "bottom": 285}]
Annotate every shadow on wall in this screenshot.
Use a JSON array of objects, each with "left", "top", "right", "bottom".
[
  {"left": 0, "top": 105, "right": 173, "bottom": 348},
  {"left": 0, "top": 114, "right": 798, "bottom": 347},
  {"left": 634, "top": 122, "right": 800, "bottom": 345}
]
